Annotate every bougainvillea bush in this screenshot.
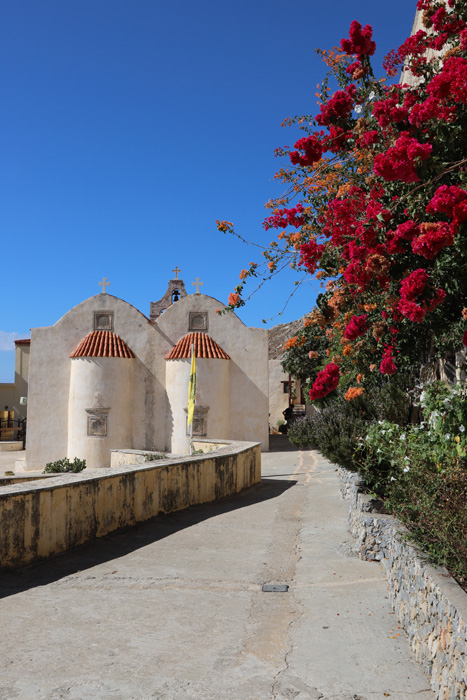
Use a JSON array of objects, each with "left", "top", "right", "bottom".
[
  {"left": 218, "top": 0, "right": 467, "bottom": 398},
  {"left": 217, "top": 0, "right": 467, "bottom": 574}
]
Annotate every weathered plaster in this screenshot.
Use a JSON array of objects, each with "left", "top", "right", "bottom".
[{"left": 0, "top": 440, "right": 261, "bottom": 569}]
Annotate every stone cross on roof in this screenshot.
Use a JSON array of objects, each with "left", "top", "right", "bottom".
[
  {"left": 99, "top": 277, "right": 110, "bottom": 294},
  {"left": 192, "top": 277, "right": 203, "bottom": 294}
]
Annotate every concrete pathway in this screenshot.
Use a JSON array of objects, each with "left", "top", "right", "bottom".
[{"left": 0, "top": 444, "right": 435, "bottom": 700}]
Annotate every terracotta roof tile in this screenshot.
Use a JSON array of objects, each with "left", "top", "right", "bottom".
[
  {"left": 165, "top": 332, "right": 230, "bottom": 360},
  {"left": 70, "top": 331, "right": 135, "bottom": 359},
  {"left": 14, "top": 339, "right": 31, "bottom": 345}
]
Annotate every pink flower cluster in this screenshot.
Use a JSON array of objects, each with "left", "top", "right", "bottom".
[
  {"left": 411, "top": 222, "right": 454, "bottom": 260},
  {"left": 426, "top": 185, "right": 467, "bottom": 221},
  {"left": 316, "top": 86, "right": 356, "bottom": 126},
  {"left": 299, "top": 239, "right": 325, "bottom": 274},
  {"left": 373, "top": 133, "right": 432, "bottom": 183},
  {"left": 309, "top": 363, "right": 340, "bottom": 401},
  {"left": 290, "top": 135, "right": 323, "bottom": 167},
  {"left": 263, "top": 204, "right": 304, "bottom": 230},
  {"left": 373, "top": 90, "right": 408, "bottom": 128},
  {"left": 427, "top": 57, "right": 467, "bottom": 106},
  {"left": 379, "top": 346, "right": 397, "bottom": 375},
  {"left": 386, "top": 220, "right": 419, "bottom": 255},
  {"left": 398, "top": 269, "right": 445, "bottom": 322},
  {"left": 383, "top": 30, "right": 427, "bottom": 77},
  {"left": 344, "top": 314, "right": 368, "bottom": 340},
  {"left": 340, "top": 21, "right": 376, "bottom": 57}
]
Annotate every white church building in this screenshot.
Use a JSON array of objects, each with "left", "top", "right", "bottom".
[{"left": 23, "top": 275, "right": 269, "bottom": 470}]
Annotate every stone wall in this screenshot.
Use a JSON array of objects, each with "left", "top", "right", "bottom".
[
  {"left": 0, "top": 440, "right": 261, "bottom": 570},
  {"left": 338, "top": 468, "right": 467, "bottom": 700}
]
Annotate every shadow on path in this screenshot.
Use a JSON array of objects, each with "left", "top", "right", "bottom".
[
  {"left": 268, "top": 435, "right": 298, "bottom": 452},
  {"left": 0, "top": 477, "right": 296, "bottom": 600}
]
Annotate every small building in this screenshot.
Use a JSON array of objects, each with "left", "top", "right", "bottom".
[{"left": 23, "top": 276, "right": 269, "bottom": 470}]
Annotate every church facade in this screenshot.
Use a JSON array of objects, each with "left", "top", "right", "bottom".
[{"left": 24, "top": 277, "right": 269, "bottom": 470}]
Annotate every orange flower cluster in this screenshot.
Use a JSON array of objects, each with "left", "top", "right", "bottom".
[
  {"left": 228, "top": 292, "right": 240, "bottom": 306},
  {"left": 357, "top": 373, "right": 364, "bottom": 384},
  {"left": 308, "top": 350, "right": 319, "bottom": 359},
  {"left": 343, "top": 345, "right": 353, "bottom": 356},
  {"left": 344, "top": 387, "right": 364, "bottom": 401},
  {"left": 462, "top": 308, "right": 467, "bottom": 320},
  {"left": 283, "top": 336, "right": 306, "bottom": 350},
  {"left": 216, "top": 220, "right": 233, "bottom": 233}
]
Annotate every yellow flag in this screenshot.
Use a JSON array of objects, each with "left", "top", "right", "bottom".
[{"left": 187, "top": 347, "right": 196, "bottom": 426}]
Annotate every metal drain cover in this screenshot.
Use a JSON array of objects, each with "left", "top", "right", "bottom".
[{"left": 262, "top": 584, "right": 289, "bottom": 592}]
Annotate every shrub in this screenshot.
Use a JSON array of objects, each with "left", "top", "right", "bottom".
[
  {"left": 144, "top": 452, "right": 166, "bottom": 462},
  {"left": 43, "top": 457, "right": 86, "bottom": 474},
  {"left": 306, "top": 397, "right": 367, "bottom": 470},
  {"left": 356, "top": 382, "right": 467, "bottom": 581},
  {"left": 287, "top": 417, "right": 316, "bottom": 448}
]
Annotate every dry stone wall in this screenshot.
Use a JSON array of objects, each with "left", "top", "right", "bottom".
[{"left": 338, "top": 467, "right": 467, "bottom": 700}]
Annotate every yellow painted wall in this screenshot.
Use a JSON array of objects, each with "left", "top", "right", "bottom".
[{"left": 0, "top": 440, "right": 261, "bottom": 569}]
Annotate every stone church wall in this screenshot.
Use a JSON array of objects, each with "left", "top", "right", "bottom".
[
  {"left": 155, "top": 293, "right": 269, "bottom": 451},
  {"left": 26, "top": 295, "right": 162, "bottom": 470}
]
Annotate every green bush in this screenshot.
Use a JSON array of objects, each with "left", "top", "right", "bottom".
[
  {"left": 43, "top": 457, "right": 86, "bottom": 474},
  {"left": 287, "top": 418, "right": 316, "bottom": 448},
  {"left": 305, "top": 397, "right": 367, "bottom": 470},
  {"left": 356, "top": 382, "right": 467, "bottom": 581},
  {"left": 144, "top": 452, "right": 166, "bottom": 461}
]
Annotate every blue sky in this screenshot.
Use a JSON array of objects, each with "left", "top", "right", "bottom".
[{"left": 0, "top": 0, "right": 416, "bottom": 381}]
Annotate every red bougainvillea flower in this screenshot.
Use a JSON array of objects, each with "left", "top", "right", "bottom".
[
  {"left": 341, "top": 21, "right": 376, "bottom": 57},
  {"left": 379, "top": 346, "right": 397, "bottom": 375},
  {"left": 263, "top": 204, "right": 304, "bottom": 230},
  {"left": 316, "top": 86, "right": 356, "bottom": 126},
  {"left": 426, "top": 185, "right": 467, "bottom": 218},
  {"left": 373, "top": 133, "right": 432, "bottom": 183},
  {"left": 344, "top": 314, "right": 369, "bottom": 340},
  {"left": 398, "top": 269, "right": 446, "bottom": 322},
  {"left": 299, "top": 239, "right": 326, "bottom": 274},
  {"left": 309, "top": 363, "right": 340, "bottom": 401},
  {"left": 325, "top": 126, "right": 352, "bottom": 153},
  {"left": 289, "top": 135, "right": 323, "bottom": 167},
  {"left": 373, "top": 90, "right": 409, "bottom": 128},
  {"left": 386, "top": 220, "right": 420, "bottom": 254},
  {"left": 383, "top": 29, "right": 427, "bottom": 77},
  {"left": 463, "top": 330, "right": 467, "bottom": 347},
  {"left": 411, "top": 222, "right": 455, "bottom": 259},
  {"left": 427, "top": 57, "right": 467, "bottom": 105}
]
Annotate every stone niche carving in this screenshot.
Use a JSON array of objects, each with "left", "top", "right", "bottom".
[
  {"left": 86, "top": 408, "right": 110, "bottom": 437},
  {"left": 189, "top": 312, "right": 208, "bottom": 332},
  {"left": 185, "top": 406, "right": 208, "bottom": 436},
  {"left": 94, "top": 311, "right": 114, "bottom": 332}
]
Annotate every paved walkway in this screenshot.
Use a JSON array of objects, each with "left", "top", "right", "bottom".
[{"left": 0, "top": 444, "right": 435, "bottom": 700}]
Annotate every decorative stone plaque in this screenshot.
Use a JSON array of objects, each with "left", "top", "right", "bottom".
[
  {"left": 94, "top": 311, "right": 114, "bottom": 331},
  {"left": 86, "top": 408, "right": 110, "bottom": 437},
  {"left": 185, "top": 406, "right": 208, "bottom": 436},
  {"left": 189, "top": 312, "right": 208, "bottom": 332}
]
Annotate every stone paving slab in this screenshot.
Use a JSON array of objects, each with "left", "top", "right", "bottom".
[{"left": 0, "top": 447, "right": 435, "bottom": 699}]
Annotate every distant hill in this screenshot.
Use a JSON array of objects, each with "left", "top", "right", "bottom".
[{"left": 268, "top": 317, "right": 306, "bottom": 360}]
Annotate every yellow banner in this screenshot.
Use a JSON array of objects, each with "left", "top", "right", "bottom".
[{"left": 187, "top": 349, "right": 196, "bottom": 426}]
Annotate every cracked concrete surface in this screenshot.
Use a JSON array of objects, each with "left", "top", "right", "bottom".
[{"left": 0, "top": 443, "right": 435, "bottom": 699}]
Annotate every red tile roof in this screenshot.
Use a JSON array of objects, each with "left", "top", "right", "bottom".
[
  {"left": 165, "top": 332, "right": 230, "bottom": 360},
  {"left": 14, "top": 339, "right": 31, "bottom": 345},
  {"left": 70, "top": 331, "right": 135, "bottom": 358}
]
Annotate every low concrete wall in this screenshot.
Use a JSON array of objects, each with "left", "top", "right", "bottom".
[
  {"left": 338, "top": 467, "right": 467, "bottom": 700},
  {"left": 0, "top": 440, "right": 261, "bottom": 570}
]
